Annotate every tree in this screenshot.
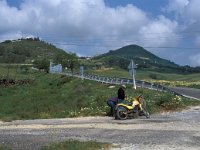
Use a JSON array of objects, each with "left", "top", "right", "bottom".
[
  {"left": 95, "top": 62, "right": 103, "bottom": 69},
  {"left": 53, "top": 52, "right": 79, "bottom": 73},
  {"left": 53, "top": 52, "right": 69, "bottom": 69},
  {"left": 67, "top": 53, "right": 79, "bottom": 73},
  {"left": 33, "top": 58, "right": 49, "bottom": 73}
]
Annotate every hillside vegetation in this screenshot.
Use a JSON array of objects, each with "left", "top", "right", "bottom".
[
  {"left": 91, "top": 45, "right": 200, "bottom": 73},
  {"left": 0, "top": 38, "right": 71, "bottom": 63},
  {"left": 1, "top": 39, "right": 200, "bottom": 74}
]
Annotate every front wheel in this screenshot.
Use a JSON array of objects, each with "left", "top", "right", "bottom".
[
  {"left": 140, "top": 99, "right": 150, "bottom": 118},
  {"left": 116, "top": 106, "right": 128, "bottom": 120},
  {"left": 144, "top": 111, "right": 150, "bottom": 118},
  {"left": 143, "top": 110, "right": 150, "bottom": 118}
]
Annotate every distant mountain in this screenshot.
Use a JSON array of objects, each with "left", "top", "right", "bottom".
[
  {"left": 93, "top": 45, "right": 180, "bottom": 72},
  {"left": 0, "top": 38, "right": 70, "bottom": 63},
  {"left": 1, "top": 39, "right": 199, "bottom": 73}
]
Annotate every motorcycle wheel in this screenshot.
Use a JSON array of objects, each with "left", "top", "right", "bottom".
[
  {"left": 144, "top": 110, "right": 150, "bottom": 118},
  {"left": 116, "top": 106, "right": 128, "bottom": 120},
  {"left": 140, "top": 99, "right": 150, "bottom": 118}
]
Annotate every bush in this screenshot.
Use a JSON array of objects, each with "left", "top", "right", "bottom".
[
  {"left": 33, "top": 59, "right": 49, "bottom": 73},
  {"left": 155, "top": 94, "right": 183, "bottom": 110}
]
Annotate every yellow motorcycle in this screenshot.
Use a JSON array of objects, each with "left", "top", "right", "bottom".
[{"left": 115, "top": 95, "right": 150, "bottom": 120}]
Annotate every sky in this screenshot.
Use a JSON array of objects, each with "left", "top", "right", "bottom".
[{"left": 1, "top": 0, "right": 200, "bottom": 67}]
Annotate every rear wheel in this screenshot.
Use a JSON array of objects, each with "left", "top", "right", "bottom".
[{"left": 116, "top": 106, "right": 128, "bottom": 120}]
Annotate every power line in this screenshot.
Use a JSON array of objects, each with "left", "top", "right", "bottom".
[
  {"left": 34, "top": 29, "right": 200, "bottom": 41},
  {"left": 52, "top": 42, "right": 200, "bottom": 50},
  {"left": 2, "top": 32, "right": 200, "bottom": 50}
]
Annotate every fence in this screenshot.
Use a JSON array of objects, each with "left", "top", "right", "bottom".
[{"left": 57, "top": 71, "right": 180, "bottom": 96}]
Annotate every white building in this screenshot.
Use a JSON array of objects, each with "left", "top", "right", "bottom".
[{"left": 49, "top": 62, "right": 62, "bottom": 73}]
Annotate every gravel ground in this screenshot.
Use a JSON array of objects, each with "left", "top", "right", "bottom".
[{"left": 0, "top": 106, "right": 200, "bottom": 150}]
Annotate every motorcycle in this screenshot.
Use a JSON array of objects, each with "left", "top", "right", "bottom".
[{"left": 114, "top": 95, "right": 150, "bottom": 120}]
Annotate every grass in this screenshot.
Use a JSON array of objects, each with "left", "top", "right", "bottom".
[
  {"left": 0, "top": 145, "right": 11, "bottom": 150},
  {"left": 0, "top": 70, "right": 117, "bottom": 121},
  {"left": 0, "top": 65, "right": 200, "bottom": 121},
  {"left": 86, "top": 68, "right": 129, "bottom": 78},
  {"left": 0, "top": 63, "right": 35, "bottom": 80},
  {"left": 41, "top": 140, "right": 115, "bottom": 150}
]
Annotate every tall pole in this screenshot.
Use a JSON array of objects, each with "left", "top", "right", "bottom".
[
  {"left": 80, "top": 66, "right": 84, "bottom": 80},
  {"left": 131, "top": 60, "right": 136, "bottom": 89}
]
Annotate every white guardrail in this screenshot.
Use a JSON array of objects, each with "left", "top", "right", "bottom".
[{"left": 53, "top": 72, "right": 181, "bottom": 96}]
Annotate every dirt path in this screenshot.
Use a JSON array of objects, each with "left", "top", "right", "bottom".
[{"left": 0, "top": 106, "right": 200, "bottom": 150}]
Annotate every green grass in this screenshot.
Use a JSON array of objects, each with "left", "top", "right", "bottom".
[
  {"left": 0, "top": 65, "right": 200, "bottom": 121},
  {"left": 87, "top": 68, "right": 129, "bottom": 78},
  {"left": 0, "top": 63, "right": 35, "bottom": 80},
  {"left": 0, "top": 70, "right": 117, "bottom": 121},
  {"left": 41, "top": 140, "right": 114, "bottom": 150},
  {"left": 136, "top": 70, "right": 200, "bottom": 81},
  {"left": 0, "top": 145, "right": 11, "bottom": 150}
]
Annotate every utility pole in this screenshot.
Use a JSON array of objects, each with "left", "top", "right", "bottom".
[
  {"left": 128, "top": 60, "right": 137, "bottom": 89},
  {"left": 80, "top": 66, "right": 84, "bottom": 80}
]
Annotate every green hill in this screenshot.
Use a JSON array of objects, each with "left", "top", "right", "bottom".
[
  {"left": 93, "top": 45, "right": 181, "bottom": 72},
  {"left": 0, "top": 38, "right": 70, "bottom": 63},
  {"left": 1, "top": 39, "right": 199, "bottom": 73}
]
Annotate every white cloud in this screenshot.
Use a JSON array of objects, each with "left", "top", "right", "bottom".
[
  {"left": 185, "top": 0, "right": 200, "bottom": 25},
  {"left": 194, "top": 36, "right": 200, "bottom": 47},
  {"left": 185, "top": 0, "right": 200, "bottom": 48},
  {"left": 0, "top": 0, "right": 150, "bottom": 54},
  {"left": 190, "top": 54, "right": 200, "bottom": 66},
  {"left": 2, "top": 0, "right": 200, "bottom": 66},
  {"left": 164, "top": 0, "right": 189, "bottom": 17},
  {"left": 0, "top": 31, "right": 24, "bottom": 41},
  {"left": 161, "top": 0, "right": 200, "bottom": 66},
  {"left": 165, "top": 0, "right": 200, "bottom": 35},
  {"left": 138, "top": 15, "right": 179, "bottom": 49}
]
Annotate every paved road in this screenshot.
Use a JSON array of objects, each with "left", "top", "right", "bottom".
[
  {"left": 168, "top": 87, "right": 200, "bottom": 100},
  {"left": 0, "top": 106, "right": 200, "bottom": 150}
]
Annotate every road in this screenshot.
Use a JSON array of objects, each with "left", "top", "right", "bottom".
[
  {"left": 168, "top": 86, "right": 200, "bottom": 100},
  {"left": 0, "top": 106, "right": 200, "bottom": 150}
]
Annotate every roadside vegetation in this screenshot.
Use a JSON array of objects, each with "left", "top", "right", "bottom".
[
  {"left": 0, "top": 145, "right": 11, "bottom": 150},
  {"left": 0, "top": 65, "right": 200, "bottom": 122}
]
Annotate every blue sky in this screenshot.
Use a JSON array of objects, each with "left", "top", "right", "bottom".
[
  {"left": 1, "top": 0, "right": 200, "bottom": 67},
  {"left": 6, "top": 0, "right": 21, "bottom": 7},
  {"left": 106, "top": 0, "right": 168, "bottom": 14}
]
